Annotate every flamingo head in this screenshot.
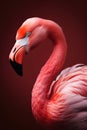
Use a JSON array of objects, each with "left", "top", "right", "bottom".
[{"left": 9, "top": 18, "right": 47, "bottom": 76}]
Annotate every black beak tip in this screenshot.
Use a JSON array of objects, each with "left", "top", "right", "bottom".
[{"left": 9, "top": 59, "right": 23, "bottom": 76}]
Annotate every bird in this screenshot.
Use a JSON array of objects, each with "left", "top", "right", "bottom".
[{"left": 9, "top": 17, "right": 87, "bottom": 130}]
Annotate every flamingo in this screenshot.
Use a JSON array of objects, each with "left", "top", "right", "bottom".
[{"left": 9, "top": 17, "right": 87, "bottom": 130}]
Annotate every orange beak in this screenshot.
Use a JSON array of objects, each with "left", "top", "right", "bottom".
[{"left": 9, "top": 36, "right": 29, "bottom": 76}]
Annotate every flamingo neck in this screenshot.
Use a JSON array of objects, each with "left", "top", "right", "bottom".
[{"left": 31, "top": 22, "right": 67, "bottom": 122}]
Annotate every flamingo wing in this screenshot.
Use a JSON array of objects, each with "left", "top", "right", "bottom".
[
  {"left": 53, "top": 64, "right": 87, "bottom": 95},
  {"left": 47, "top": 64, "right": 87, "bottom": 129}
]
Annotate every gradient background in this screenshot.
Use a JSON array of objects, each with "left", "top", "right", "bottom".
[{"left": 1, "top": 0, "right": 87, "bottom": 130}]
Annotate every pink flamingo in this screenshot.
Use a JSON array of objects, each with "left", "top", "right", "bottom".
[{"left": 9, "top": 17, "right": 87, "bottom": 130}]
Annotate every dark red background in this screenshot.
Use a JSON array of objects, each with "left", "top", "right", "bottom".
[{"left": 1, "top": 0, "right": 87, "bottom": 130}]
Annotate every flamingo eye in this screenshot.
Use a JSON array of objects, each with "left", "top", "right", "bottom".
[{"left": 25, "top": 32, "right": 31, "bottom": 37}]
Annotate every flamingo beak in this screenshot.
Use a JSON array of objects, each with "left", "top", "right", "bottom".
[
  {"left": 9, "top": 36, "right": 29, "bottom": 76},
  {"left": 9, "top": 59, "right": 23, "bottom": 76}
]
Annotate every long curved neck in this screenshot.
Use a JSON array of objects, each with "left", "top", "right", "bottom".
[{"left": 31, "top": 21, "right": 67, "bottom": 121}]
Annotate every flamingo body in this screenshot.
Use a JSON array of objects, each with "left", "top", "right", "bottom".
[{"left": 9, "top": 17, "right": 87, "bottom": 130}]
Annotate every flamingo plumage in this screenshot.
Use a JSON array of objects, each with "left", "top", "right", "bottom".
[{"left": 9, "top": 17, "right": 87, "bottom": 130}]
